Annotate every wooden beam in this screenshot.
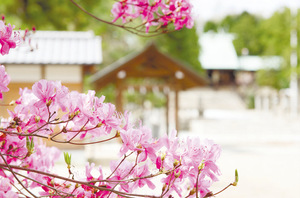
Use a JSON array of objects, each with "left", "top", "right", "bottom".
[{"left": 91, "top": 44, "right": 206, "bottom": 91}]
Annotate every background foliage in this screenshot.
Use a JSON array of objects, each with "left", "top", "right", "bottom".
[
  {"left": 5, "top": 2, "right": 300, "bottom": 91},
  {"left": 203, "top": 8, "right": 300, "bottom": 89},
  {"left": 150, "top": 26, "right": 202, "bottom": 72},
  {"left": 1, "top": 0, "right": 202, "bottom": 108},
  {"left": 1, "top": 0, "right": 201, "bottom": 69}
]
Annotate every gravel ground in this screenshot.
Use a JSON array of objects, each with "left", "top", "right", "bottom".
[{"left": 185, "top": 108, "right": 300, "bottom": 197}]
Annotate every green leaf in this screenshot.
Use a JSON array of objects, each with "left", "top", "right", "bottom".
[
  {"left": 26, "top": 137, "right": 34, "bottom": 152},
  {"left": 64, "top": 152, "right": 72, "bottom": 167},
  {"left": 233, "top": 169, "right": 239, "bottom": 186}
]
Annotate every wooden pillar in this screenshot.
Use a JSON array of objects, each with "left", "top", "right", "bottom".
[
  {"left": 115, "top": 79, "right": 124, "bottom": 112},
  {"left": 165, "top": 91, "right": 169, "bottom": 135},
  {"left": 41, "top": 64, "right": 46, "bottom": 79},
  {"left": 80, "top": 65, "right": 86, "bottom": 92},
  {"left": 175, "top": 87, "right": 179, "bottom": 133}
]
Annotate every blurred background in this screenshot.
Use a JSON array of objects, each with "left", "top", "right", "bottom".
[{"left": 1, "top": 0, "right": 300, "bottom": 197}]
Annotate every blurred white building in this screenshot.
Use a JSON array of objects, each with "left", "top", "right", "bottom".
[{"left": 199, "top": 32, "right": 282, "bottom": 86}]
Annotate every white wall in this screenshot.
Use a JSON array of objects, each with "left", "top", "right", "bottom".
[
  {"left": 45, "top": 65, "right": 82, "bottom": 83},
  {"left": 5, "top": 64, "right": 82, "bottom": 83},
  {"left": 6, "top": 65, "right": 41, "bottom": 82}
]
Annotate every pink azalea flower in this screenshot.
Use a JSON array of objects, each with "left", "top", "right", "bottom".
[
  {"left": 111, "top": 1, "right": 133, "bottom": 23},
  {"left": 181, "top": 138, "right": 221, "bottom": 196},
  {"left": 109, "top": 159, "right": 134, "bottom": 192},
  {"left": 32, "top": 80, "right": 58, "bottom": 107},
  {"left": 3, "top": 136, "right": 27, "bottom": 163},
  {"left": 110, "top": 159, "right": 133, "bottom": 180},
  {"left": 0, "top": 191, "right": 18, "bottom": 198},
  {"left": 133, "top": 163, "right": 156, "bottom": 190},
  {"left": 155, "top": 155, "right": 163, "bottom": 169},
  {"left": 24, "top": 144, "right": 60, "bottom": 172},
  {"left": 111, "top": 0, "right": 194, "bottom": 32},
  {"left": 0, "top": 177, "right": 12, "bottom": 192},
  {"left": 193, "top": 174, "right": 212, "bottom": 198},
  {"left": 120, "top": 123, "right": 158, "bottom": 163},
  {"left": 0, "top": 20, "right": 20, "bottom": 55},
  {"left": 85, "top": 162, "right": 95, "bottom": 181},
  {"left": 95, "top": 102, "right": 121, "bottom": 134},
  {"left": 157, "top": 130, "right": 182, "bottom": 169},
  {"left": 30, "top": 80, "right": 69, "bottom": 121},
  {"left": 0, "top": 65, "right": 10, "bottom": 100}
]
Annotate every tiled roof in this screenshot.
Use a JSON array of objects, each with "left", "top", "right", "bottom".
[
  {"left": 91, "top": 43, "right": 206, "bottom": 90},
  {"left": 0, "top": 31, "right": 102, "bottom": 65},
  {"left": 238, "top": 55, "right": 283, "bottom": 71},
  {"left": 199, "top": 32, "right": 283, "bottom": 71},
  {"left": 199, "top": 32, "right": 239, "bottom": 70}
]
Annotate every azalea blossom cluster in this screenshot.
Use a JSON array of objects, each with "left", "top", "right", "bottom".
[
  {"left": 111, "top": 0, "right": 194, "bottom": 32},
  {"left": 0, "top": 17, "right": 35, "bottom": 57},
  {"left": 0, "top": 66, "right": 221, "bottom": 197},
  {"left": 0, "top": 18, "right": 20, "bottom": 55},
  {"left": 0, "top": 13, "right": 230, "bottom": 198}
]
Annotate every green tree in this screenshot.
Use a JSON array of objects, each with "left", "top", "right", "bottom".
[
  {"left": 218, "top": 12, "right": 263, "bottom": 55},
  {"left": 151, "top": 26, "right": 202, "bottom": 72},
  {"left": 1, "top": 0, "right": 138, "bottom": 65},
  {"left": 256, "top": 68, "right": 291, "bottom": 90},
  {"left": 231, "top": 12, "right": 263, "bottom": 55},
  {"left": 258, "top": 8, "right": 291, "bottom": 56},
  {"left": 255, "top": 8, "right": 293, "bottom": 90},
  {"left": 203, "top": 12, "right": 263, "bottom": 55},
  {"left": 1, "top": 0, "right": 110, "bottom": 31},
  {"left": 203, "top": 21, "right": 218, "bottom": 32}
]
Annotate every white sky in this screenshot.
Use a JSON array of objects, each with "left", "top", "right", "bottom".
[{"left": 191, "top": 0, "right": 300, "bottom": 23}]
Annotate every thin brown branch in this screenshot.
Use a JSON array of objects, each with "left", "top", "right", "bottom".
[
  {"left": 0, "top": 103, "right": 14, "bottom": 106},
  {"left": 0, "top": 127, "right": 118, "bottom": 146},
  {"left": 0, "top": 152, "right": 38, "bottom": 198},
  {"left": 0, "top": 162, "right": 175, "bottom": 198},
  {"left": 106, "top": 151, "right": 134, "bottom": 179},
  {"left": 205, "top": 183, "right": 234, "bottom": 197},
  {"left": 69, "top": 0, "right": 126, "bottom": 28},
  {"left": 160, "top": 164, "right": 181, "bottom": 197},
  {"left": 66, "top": 134, "right": 118, "bottom": 145},
  {"left": 69, "top": 0, "right": 172, "bottom": 37},
  {"left": 0, "top": 167, "right": 73, "bottom": 197},
  {"left": 108, "top": 152, "right": 140, "bottom": 197},
  {"left": 0, "top": 163, "right": 114, "bottom": 194},
  {"left": 195, "top": 168, "right": 201, "bottom": 198}
]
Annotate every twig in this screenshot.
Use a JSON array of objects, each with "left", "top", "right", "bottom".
[{"left": 0, "top": 152, "right": 38, "bottom": 198}]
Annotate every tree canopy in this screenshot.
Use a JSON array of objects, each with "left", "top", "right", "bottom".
[
  {"left": 151, "top": 26, "right": 202, "bottom": 72},
  {"left": 1, "top": 0, "right": 201, "bottom": 71}
]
